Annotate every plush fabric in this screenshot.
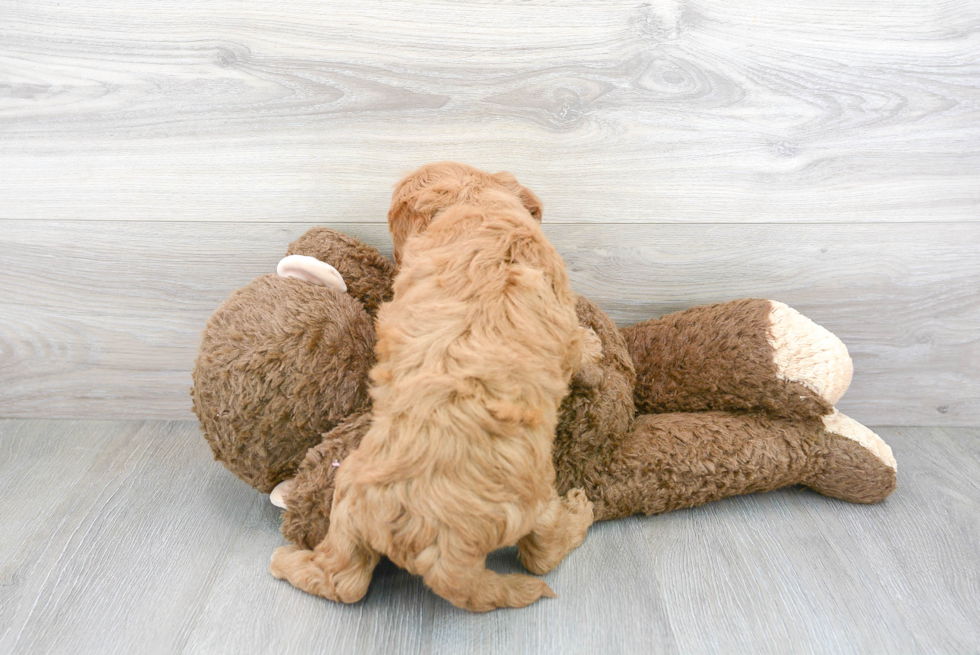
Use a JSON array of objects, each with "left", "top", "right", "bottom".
[
  {"left": 192, "top": 275, "right": 375, "bottom": 492},
  {"left": 287, "top": 227, "right": 395, "bottom": 316},
  {"left": 622, "top": 299, "right": 835, "bottom": 421},
  {"left": 193, "top": 227, "right": 897, "bottom": 554},
  {"left": 281, "top": 411, "right": 371, "bottom": 549},
  {"left": 579, "top": 412, "right": 896, "bottom": 521}
]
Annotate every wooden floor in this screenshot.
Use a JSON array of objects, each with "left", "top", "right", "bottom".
[{"left": 1, "top": 420, "right": 977, "bottom": 654}]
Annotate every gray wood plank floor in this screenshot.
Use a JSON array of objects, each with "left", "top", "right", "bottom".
[{"left": 1, "top": 420, "right": 977, "bottom": 654}]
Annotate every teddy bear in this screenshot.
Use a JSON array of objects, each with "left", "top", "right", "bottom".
[{"left": 192, "top": 221, "right": 897, "bottom": 552}]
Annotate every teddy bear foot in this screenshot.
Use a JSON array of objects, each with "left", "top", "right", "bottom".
[
  {"left": 768, "top": 301, "right": 853, "bottom": 407},
  {"left": 270, "top": 479, "right": 295, "bottom": 509},
  {"left": 806, "top": 410, "right": 897, "bottom": 504}
]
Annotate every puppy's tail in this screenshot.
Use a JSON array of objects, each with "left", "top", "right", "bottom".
[{"left": 422, "top": 555, "right": 555, "bottom": 612}]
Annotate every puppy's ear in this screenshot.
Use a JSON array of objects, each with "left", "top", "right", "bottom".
[
  {"left": 388, "top": 176, "right": 451, "bottom": 265},
  {"left": 493, "top": 171, "right": 543, "bottom": 222},
  {"left": 387, "top": 186, "right": 417, "bottom": 267}
]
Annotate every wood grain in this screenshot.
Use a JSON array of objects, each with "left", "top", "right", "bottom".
[
  {"left": 1, "top": 1, "right": 978, "bottom": 223},
  {"left": 0, "top": 419, "right": 140, "bottom": 645},
  {"left": 814, "top": 427, "right": 980, "bottom": 653},
  {"left": 1, "top": 420, "right": 977, "bottom": 653},
  {"left": 0, "top": 420, "right": 262, "bottom": 654},
  {"left": 1, "top": 220, "right": 977, "bottom": 425},
  {"left": 637, "top": 426, "right": 980, "bottom": 654}
]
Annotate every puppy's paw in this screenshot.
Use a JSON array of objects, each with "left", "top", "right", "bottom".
[
  {"left": 562, "top": 488, "right": 595, "bottom": 540},
  {"left": 580, "top": 327, "right": 603, "bottom": 365},
  {"left": 562, "top": 488, "right": 595, "bottom": 519},
  {"left": 269, "top": 544, "right": 314, "bottom": 580},
  {"left": 570, "top": 328, "right": 604, "bottom": 386}
]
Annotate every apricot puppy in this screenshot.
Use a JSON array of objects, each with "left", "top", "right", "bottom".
[{"left": 270, "top": 163, "right": 598, "bottom": 611}]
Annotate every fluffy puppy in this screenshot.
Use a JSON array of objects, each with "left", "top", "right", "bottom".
[
  {"left": 270, "top": 163, "right": 599, "bottom": 611},
  {"left": 387, "top": 163, "right": 543, "bottom": 265}
]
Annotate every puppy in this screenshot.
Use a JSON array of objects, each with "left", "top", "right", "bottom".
[{"left": 270, "top": 162, "right": 599, "bottom": 611}]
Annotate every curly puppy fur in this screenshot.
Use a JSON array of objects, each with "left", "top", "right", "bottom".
[
  {"left": 270, "top": 163, "right": 598, "bottom": 611},
  {"left": 386, "top": 162, "right": 543, "bottom": 265}
]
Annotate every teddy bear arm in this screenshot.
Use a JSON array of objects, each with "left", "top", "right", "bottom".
[
  {"left": 287, "top": 227, "right": 396, "bottom": 316},
  {"left": 280, "top": 411, "right": 374, "bottom": 550},
  {"left": 620, "top": 299, "right": 851, "bottom": 422}
]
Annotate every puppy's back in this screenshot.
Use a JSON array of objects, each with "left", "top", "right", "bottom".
[
  {"left": 377, "top": 201, "right": 576, "bottom": 417},
  {"left": 346, "top": 201, "right": 580, "bottom": 551},
  {"left": 270, "top": 165, "right": 593, "bottom": 612}
]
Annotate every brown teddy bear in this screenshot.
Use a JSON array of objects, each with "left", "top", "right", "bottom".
[{"left": 193, "top": 224, "right": 896, "bottom": 552}]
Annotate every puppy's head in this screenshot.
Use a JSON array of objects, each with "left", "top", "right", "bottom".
[{"left": 388, "top": 162, "right": 542, "bottom": 265}]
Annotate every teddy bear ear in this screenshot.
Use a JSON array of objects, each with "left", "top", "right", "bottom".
[
  {"left": 277, "top": 255, "right": 347, "bottom": 292},
  {"left": 493, "top": 171, "right": 543, "bottom": 222}
]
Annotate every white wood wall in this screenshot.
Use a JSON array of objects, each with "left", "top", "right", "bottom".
[{"left": 1, "top": 0, "right": 978, "bottom": 425}]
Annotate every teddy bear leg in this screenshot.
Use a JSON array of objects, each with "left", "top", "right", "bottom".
[
  {"left": 286, "top": 227, "right": 396, "bottom": 316},
  {"left": 517, "top": 488, "right": 594, "bottom": 575},
  {"left": 620, "top": 299, "right": 852, "bottom": 421},
  {"left": 584, "top": 412, "right": 814, "bottom": 521},
  {"left": 577, "top": 410, "right": 897, "bottom": 522},
  {"left": 806, "top": 411, "right": 897, "bottom": 504}
]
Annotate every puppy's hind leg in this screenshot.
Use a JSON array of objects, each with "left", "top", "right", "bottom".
[
  {"left": 270, "top": 520, "right": 380, "bottom": 603},
  {"left": 518, "top": 488, "right": 594, "bottom": 575},
  {"left": 422, "top": 552, "right": 556, "bottom": 612}
]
